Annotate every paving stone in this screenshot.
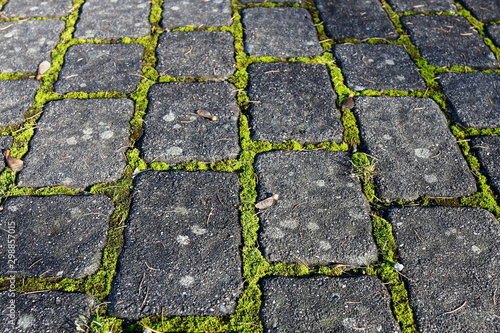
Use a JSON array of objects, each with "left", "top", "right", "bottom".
[
  {"left": 73, "top": 0, "right": 150, "bottom": 39},
  {"left": 315, "top": 0, "right": 398, "bottom": 40},
  {"left": 156, "top": 31, "right": 235, "bottom": 80},
  {"left": 387, "top": 206, "right": 500, "bottom": 332},
  {"left": 109, "top": 171, "right": 242, "bottom": 319},
  {"left": 401, "top": 15, "right": 498, "bottom": 70},
  {"left": 457, "top": 0, "right": 500, "bottom": 22},
  {"left": 354, "top": 96, "right": 476, "bottom": 202},
  {"left": 1, "top": 0, "right": 73, "bottom": 18},
  {"left": 486, "top": 24, "right": 500, "bottom": 48},
  {"left": 334, "top": 44, "right": 426, "bottom": 92},
  {"left": 239, "top": 0, "right": 304, "bottom": 2},
  {"left": 0, "top": 136, "right": 13, "bottom": 172},
  {"left": 0, "top": 79, "right": 39, "bottom": 127},
  {"left": 246, "top": 62, "right": 343, "bottom": 144},
  {"left": 54, "top": 43, "right": 144, "bottom": 94},
  {"left": 140, "top": 82, "right": 240, "bottom": 165},
  {"left": 386, "top": 0, "right": 456, "bottom": 13},
  {"left": 18, "top": 98, "right": 134, "bottom": 190},
  {"left": 470, "top": 136, "right": 500, "bottom": 196},
  {"left": 438, "top": 72, "right": 500, "bottom": 128},
  {"left": 161, "top": 0, "right": 233, "bottom": 29},
  {"left": 0, "top": 291, "right": 95, "bottom": 332},
  {"left": 0, "top": 195, "right": 113, "bottom": 279},
  {"left": 260, "top": 276, "right": 401, "bottom": 333},
  {"left": 254, "top": 151, "right": 377, "bottom": 266},
  {"left": 0, "top": 20, "right": 65, "bottom": 73},
  {"left": 241, "top": 7, "right": 323, "bottom": 58}
]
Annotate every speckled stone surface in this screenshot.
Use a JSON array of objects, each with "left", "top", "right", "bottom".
[
  {"left": 486, "top": 24, "right": 500, "bottom": 48},
  {"left": 156, "top": 31, "right": 235, "bottom": 80},
  {"left": 0, "top": 291, "right": 95, "bottom": 332},
  {"left": 260, "top": 276, "right": 401, "bottom": 333},
  {"left": 18, "top": 98, "right": 134, "bottom": 190},
  {"left": 315, "top": 0, "right": 398, "bottom": 40},
  {"left": 254, "top": 151, "right": 378, "bottom": 266},
  {"left": 0, "top": 136, "right": 13, "bottom": 172},
  {"left": 161, "top": 0, "right": 233, "bottom": 29},
  {"left": 241, "top": 7, "right": 323, "bottom": 58},
  {"left": 0, "top": 195, "right": 113, "bottom": 279},
  {"left": 401, "top": 15, "right": 499, "bottom": 70},
  {"left": 334, "top": 44, "right": 426, "bottom": 92},
  {"left": 457, "top": 0, "right": 500, "bottom": 22},
  {"left": 386, "top": 0, "right": 456, "bottom": 12},
  {"left": 354, "top": 96, "right": 477, "bottom": 202},
  {"left": 240, "top": 0, "right": 304, "bottom": 2},
  {"left": 54, "top": 43, "right": 144, "bottom": 94},
  {"left": 109, "top": 171, "right": 242, "bottom": 320},
  {"left": 246, "top": 62, "right": 343, "bottom": 144},
  {"left": 73, "top": 0, "right": 150, "bottom": 39},
  {"left": 470, "top": 136, "right": 500, "bottom": 196},
  {"left": 1, "top": 0, "right": 74, "bottom": 18},
  {"left": 0, "top": 20, "right": 65, "bottom": 73},
  {"left": 439, "top": 72, "right": 500, "bottom": 128},
  {"left": 0, "top": 79, "right": 39, "bottom": 127},
  {"left": 387, "top": 207, "right": 500, "bottom": 332},
  {"left": 140, "top": 82, "right": 240, "bottom": 165}
]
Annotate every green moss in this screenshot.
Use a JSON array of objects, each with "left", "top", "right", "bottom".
[{"left": 352, "top": 153, "right": 376, "bottom": 202}]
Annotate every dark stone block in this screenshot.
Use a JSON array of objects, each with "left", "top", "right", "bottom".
[
  {"left": 161, "top": 0, "right": 233, "bottom": 29},
  {"left": 470, "top": 136, "right": 500, "bottom": 196},
  {"left": 386, "top": 0, "right": 456, "bottom": 12},
  {"left": 456, "top": 0, "right": 500, "bottom": 22},
  {"left": 486, "top": 24, "right": 500, "bottom": 48},
  {"left": 1, "top": 0, "right": 73, "bottom": 18},
  {"left": 0, "top": 79, "right": 39, "bottom": 127}
]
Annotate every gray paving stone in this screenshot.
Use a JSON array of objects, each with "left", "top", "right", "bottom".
[
  {"left": 354, "top": 97, "right": 477, "bottom": 202},
  {"left": 54, "top": 43, "right": 144, "bottom": 94},
  {"left": 241, "top": 7, "right": 323, "bottom": 58},
  {"left": 0, "top": 195, "right": 112, "bottom": 279},
  {"left": 457, "top": 0, "right": 500, "bottom": 22},
  {"left": 387, "top": 206, "right": 500, "bottom": 332},
  {"left": 140, "top": 82, "right": 240, "bottom": 165},
  {"left": 0, "top": 291, "right": 95, "bottom": 332},
  {"left": 260, "top": 276, "right": 401, "bottom": 333},
  {"left": 254, "top": 151, "right": 377, "bottom": 266},
  {"left": 486, "top": 24, "right": 500, "bottom": 48},
  {"left": 246, "top": 62, "right": 343, "bottom": 144},
  {"left": 18, "top": 98, "right": 134, "bottom": 190},
  {"left": 0, "top": 79, "right": 39, "bottom": 127},
  {"left": 156, "top": 31, "right": 235, "bottom": 80},
  {"left": 109, "top": 171, "right": 242, "bottom": 319},
  {"left": 470, "top": 136, "right": 500, "bottom": 196},
  {"left": 315, "top": 0, "right": 398, "bottom": 40},
  {"left": 1, "top": 0, "right": 73, "bottom": 18},
  {"left": 401, "top": 15, "right": 499, "bottom": 70},
  {"left": 386, "top": 0, "right": 456, "bottom": 12},
  {"left": 239, "top": 0, "right": 304, "bottom": 2},
  {"left": 439, "top": 72, "right": 500, "bottom": 129},
  {"left": 0, "top": 136, "right": 13, "bottom": 172},
  {"left": 334, "top": 44, "right": 426, "bottom": 92},
  {"left": 0, "top": 20, "right": 65, "bottom": 73},
  {"left": 161, "top": 0, "right": 233, "bottom": 29},
  {"left": 73, "top": 0, "right": 150, "bottom": 39}
]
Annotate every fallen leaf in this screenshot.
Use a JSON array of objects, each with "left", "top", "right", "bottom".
[
  {"left": 36, "top": 61, "right": 51, "bottom": 80},
  {"left": 3, "top": 150, "right": 23, "bottom": 172},
  {"left": 255, "top": 194, "right": 279, "bottom": 210},
  {"left": 342, "top": 93, "right": 355, "bottom": 110},
  {"left": 196, "top": 109, "right": 217, "bottom": 121}
]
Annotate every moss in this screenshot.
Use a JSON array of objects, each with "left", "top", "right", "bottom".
[{"left": 352, "top": 153, "right": 376, "bottom": 202}]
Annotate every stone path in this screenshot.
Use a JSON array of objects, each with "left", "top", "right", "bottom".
[{"left": 0, "top": 0, "right": 499, "bottom": 332}]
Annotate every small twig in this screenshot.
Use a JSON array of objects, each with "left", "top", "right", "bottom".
[
  {"left": 22, "top": 290, "right": 50, "bottom": 294},
  {"left": 145, "top": 262, "right": 159, "bottom": 271},
  {"left": 64, "top": 74, "right": 78, "bottom": 80},
  {"left": 138, "top": 272, "right": 146, "bottom": 296},
  {"left": 494, "top": 287, "right": 497, "bottom": 306},
  {"left": 443, "top": 301, "right": 467, "bottom": 315},
  {"left": 140, "top": 286, "right": 149, "bottom": 311},
  {"left": 217, "top": 192, "right": 226, "bottom": 207},
  {"left": 264, "top": 70, "right": 280, "bottom": 74},
  {"left": 431, "top": 151, "right": 442, "bottom": 159},
  {"left": 129, "top": 73, "right": 152, "bottom": 81},
  {"left": 0, "top": 23, "right": 14, "bottom": 31},
  {"left": 206, "top": 207, "right": 216, "bottom": 225},
  {"left": 184, "top": 45, "right": 193, "bottom": 55},
  {"left": 28, "top": 259, "right": 43, "bottom": 270}
]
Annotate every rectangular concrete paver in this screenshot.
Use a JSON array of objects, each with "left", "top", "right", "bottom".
[
  {"left": 457, "top": 0, "right": 500, "bottom": 22},
  {"left": 161, "top": 0, "right": 233, "bottom": 29},
  {"left": 0, "top": 79, "right": 39, "bottom": 127},
  {"left": 486, "top": 24, "right": 500, "bottom": 48},
  {"left": 386, "top": 0, "right": 457, "bottom": 12},
  {"left": 1, "top": 0, "right": 73, "bottom": 18},
  {"left": 470, "top": 136, "right": 500, "bottom": 197}
]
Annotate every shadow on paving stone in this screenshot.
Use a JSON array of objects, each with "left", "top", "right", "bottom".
[
  {"left": 354, "top": 96, "right": 477, "bottom": 202},
  {"left": 0, "top": 80, "right": 39, "bottom": 127},
  {"left": 486, "top": 24, "right": 500, "bottom": 49},
  {"left": 470, "top": 136, "right": 500, "bottom": 197},
  {"left": 254, "top": 151, "right": 378, "bottom": 266},
  {"left": 1, "top": 0, "right": 73, "bottom": 18},
  {"left": 456, "top": 0, "right": 500, "bottom": 22},
  {"left": 260, "top": 276, "right": 401, "bottom": 332},
  {"left": 161, "top": 0, "right": 233, "bottom": 29},
  {"left": 385, "top": 0, "right": 456, "bottom": 13},
  {"left": 0, "top": 291, "right": 95, "bottom": 332},
  {"left": 0, "top": 195, "right": 113, "bottom": 279},
  {"left": 0, "top": 136, "right": 13, "bottom": 172},
  {"left": 109, "top": 171, "right": 242, "bottom": 320},
  {"left": 387, "top": 206, "right": 500, "bottom": 332}
]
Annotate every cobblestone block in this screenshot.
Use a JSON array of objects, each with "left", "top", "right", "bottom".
[
  {"left": 486, "top": 24, "right": 500, "bottom": 48},
  {"left": 0, "top": 79, "right": 39, "bottom": 127},
  {"left": 1, "top": 0, "right": 73, "bottom": 18},
  {"left": 161, "top": 0, "right": 233, "bottom": 29},
  {"left": 386, "top": 0, "right": 456, "bottom": 12},
  {"left": 457, "top": 0, "right": 500, "bottom": 22}
]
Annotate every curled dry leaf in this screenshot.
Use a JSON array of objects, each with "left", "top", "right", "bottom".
[
  {"left": 196, "top": 109, "right": 217, "bottom": 121},
  {"left": 3, "top": 150, "right": 24, "bottom": 172},
  {"left": 341, "top": 93, "right": 355, "bottom": 110},
  {"left": 36, "top": 61, "right": 51, "bottom": 80},
  {"left": 255, "top": 194, "right": 279, "bottom": 210}
]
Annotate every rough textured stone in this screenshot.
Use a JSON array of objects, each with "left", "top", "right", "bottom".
[
  {"left": 457, "top": 0, "right": 500, "bottom": 22},
  {"left": 354, "top": 96, "right": 476, "bottom": 202},
  {"left": 439, "top": 72, "right": 500, "bottom": 128},
  {"left": 18, "top": 98, "right": 134, "bottom": 190},
  {"left": 470, "top": 136, "right": 500, "bottom": 196},
  {"left": 54, "top": 44, "right": 144, "bottom": 94},
  {"left": 0, "top": 291, "right": 95, "bottom": 332},
  {"left": 486, "top": 24, "right": 500, "bottom": 48},
  {"left": 156, "top": 31, "right": 235, "bottom": 80},
  {"left": 315, "top": 0, "right": 398, "bottom": 40},
  {"left": 260, "top": 276, "right": 401, "bottom": 333},
  {"left": 387, "top": 207, "right": 500, "bottom": 332},
  {"left": 161, "top": 0, "right": 233, "bottom": 29},
  {"left": 334, "top": 44, "right": 426, "bottom": 92},
  {"left": 73, "top": 0, "right": 150, "bottom": 39},
  {"left": 0, "top": 79, "right": 39, "bottom": 127},
  {"left": 0, "top": 136, "right": 13, "bottom": 172},
  {"left": 0, "top": 195, "right": 112, "bottom": 279},
  {"left": 254, "top": 151, "right": 377, "bottom": 266},
  {"left": 140, "top": 82, "right": 240, "bottom": 165},
  {"left": 240, "top": 0, "right": 304, "bottom": 2},
  {"left": 0, "top": 20, "right": 65, "bottom": 73},
  {"left": 401, "top": 15, "right": 498, "bottom": 70},
  {"left": 1, "top": 0, "right": 74, "bottom": 18},
  {"left": 386, "top": 0, "right": 456, "bottom": 12},
  {"left": 246, "top": 62, "right": 343, "bottom": 144},
  {"left": 109, "top": 171, "right": 242, "bottom": 320},
  {"left": 241, "top": 7, "right": 323, "bottom": 58}
]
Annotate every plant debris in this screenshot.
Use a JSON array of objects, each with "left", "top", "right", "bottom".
[
  {"left": 3, "top": 149, "right": 24, "bottom": 172},
  {"left": 255, "top": 194, "right": 279, "bottom": 209}
]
